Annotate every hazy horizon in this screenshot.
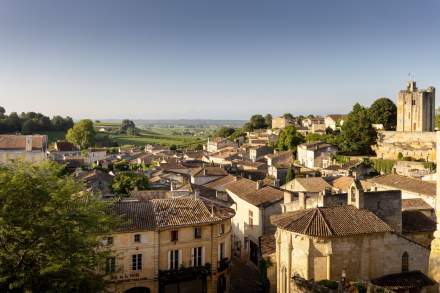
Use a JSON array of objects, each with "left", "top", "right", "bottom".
[{"left": 1, "top": 0, "right": 439, "bottom": 120}]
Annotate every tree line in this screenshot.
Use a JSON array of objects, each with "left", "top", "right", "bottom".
[{"left": 0, "top": 106, "right": 74, "bottom": 134}]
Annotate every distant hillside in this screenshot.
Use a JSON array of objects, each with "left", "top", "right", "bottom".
[{"left": 99, "top": 119, "right": 245, "bottom": 128}]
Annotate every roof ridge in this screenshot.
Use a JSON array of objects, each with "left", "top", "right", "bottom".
[
  {"left": 316, "top": 208, "right": 334, "bottom": 236},
  {"left": 302, "top": 209, "right": 319, "bottom": 235}
]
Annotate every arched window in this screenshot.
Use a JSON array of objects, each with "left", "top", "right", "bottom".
[{"left": 402, "top": 252, "right": 409, "bottom": 272}]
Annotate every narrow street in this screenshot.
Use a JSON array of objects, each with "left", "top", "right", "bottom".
[{"left": 230, "top": 258, "right": 261, "bottom": 293}]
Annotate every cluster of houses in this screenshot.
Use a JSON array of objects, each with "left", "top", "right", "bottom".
[{"left": 1, "top": 82, "right": 440, "bottom": 293}]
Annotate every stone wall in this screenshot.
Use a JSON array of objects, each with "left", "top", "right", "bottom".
[{"left": 373, "top": 131, "right": 436, "bottom": 162}]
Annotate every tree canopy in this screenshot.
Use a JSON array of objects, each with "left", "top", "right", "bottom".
[
  {"left": 339, "top": 103, "right": 376, "bottom": 155},
  {"left": 0, "top": 161, "right": 115, "bottom": 292},
  {"left": 368, "top": 97, "right": 397, "bottom": 130},
  {"left": 264, "top": 114, "right": 272, "bottom": 129},
  {"left": 66, "top": 119, "right": 96, "bottom": 149},
  {"left": 276, "top": 126, "right": 305, "bottom": 152},
  {"left": 0, "top": 106, "right": 73, "bottom": 134},
  {"left": 120, "top": 119, "right": 136, "bottom": 135},
  {"left": 111, "top": 172, "right": 149, "bottom": 195},
  {"left": 214, "top": 127, "right": 235, "bottom": 138}
]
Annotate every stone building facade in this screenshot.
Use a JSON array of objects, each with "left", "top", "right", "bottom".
[
  {"left": 397, "top": 81, "right": 435, "bottom": 132},
  {"left": 0, "top": 134, "right": 48, "bottom": 164},
  {"left": 104, "top": 198, "right": 235, "bottom": 293}
]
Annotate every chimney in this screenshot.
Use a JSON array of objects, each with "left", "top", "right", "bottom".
[
  {"left": 348, "top": 179, "right": 364, "bottom": 209},
  {"left": 25, "top": 135, "right": 33, "bottom": 152},
  {"left": 407, "top": 80, "right": 417, "bottom": 92},
  {"left": 256, "top": 180, "right": 264, "bottom": 190},
  {"left": 298, "top": 192, "right": 306, "bottom": 209}
]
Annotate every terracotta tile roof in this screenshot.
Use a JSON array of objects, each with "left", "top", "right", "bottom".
[
  {"left": 371, "top": 271, "right": 436, "bottom": 290},
  {"left": 203, "top": 175, "right": 238, "bottom": 191},
  {"left": 284, "top": 177, "right": 332, "bottom": 193},
  {"left": 111, "top": 200, "right": 156, "bottom": 231},
  {"left": 0, "top": 134, "right": 47, "bottom": 150},
  {"left": 369, "top": 174, "right": 435, "bottom": 197},
  {"left": 272, "top": 205, "right": 393, "bottom": 237},
  {"left": 111, "top": 197, "right": 233, "bottom": 232},
  {"left": 260, "top": 232, "right": 276, "bottom": 256},
  {"left": 326, "top": 114, "right": 347, "bottom": 122},
  {"left": 299, "top": 141, "right": 334, "bottom": 151},
  {"left": 225, "top": 178, "right": 284, "bottom": 207},
  {"left": 402, "top": 210, "right": 436, "bottom": 233},
  {"left": 329, "top": 177, "right": 372, "bottom": 192},
  {"left": 76, "top": 169, "right": 113, "bottom": 184},
  {"left": 191, "top": 166, "right": 229, "bottom": 177},
  {"left": 131, "top": 190, "right": 171, "bottom": 201},
  {"left": 402, "top": 198, "right": 433, "bottom": 211}
]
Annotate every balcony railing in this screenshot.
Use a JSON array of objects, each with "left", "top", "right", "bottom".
[
  {"left": 217, "top": 258, "right": 230, "bottom": 273},
  {"left": 158, "top": 263, "right": 211, "bottom": 285}
]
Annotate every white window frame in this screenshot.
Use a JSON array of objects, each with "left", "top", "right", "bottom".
[
  {"left": 168, "top": 249, "right": 181, "bottom": 270},
  {"left": 191, "top": 246, "right": 205, "bottom": 267}
]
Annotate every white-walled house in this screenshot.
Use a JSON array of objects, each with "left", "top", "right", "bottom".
[
  {"left": 297, "top": 141, "right": 338, "bottom": 169},
  {"left": 224, "top": 178, "right": 284, "bottom": 266}
]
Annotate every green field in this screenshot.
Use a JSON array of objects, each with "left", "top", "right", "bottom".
[{"left": 109, "top": 129, "right": 206, "bottom": 148}]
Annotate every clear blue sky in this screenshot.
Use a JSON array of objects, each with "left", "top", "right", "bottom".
[{"left": 0, "top": 0, "right": 439, "bottom": 119}]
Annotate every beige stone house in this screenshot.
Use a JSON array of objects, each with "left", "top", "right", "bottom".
[
  {"left": 271, "top": 182, "right": 434, "bottom": 293},
  {"left": 272, "top": 117, "right": 296, "bottom": 129},
  {"left": 296, "top": 141, "right": 337, "bottom": 169},
  {"left": 224, "top": 178, "right": 284, "bottom": 266},
  {"left": 105, "top": 197, "right": 235, "bottom": 293},
  {"left": 190, "top": 166, "right": 229, "bottom": 185},
  {"left": 205, "top": 137, "right": 236, "bottom": 153},
  {"left": 324, "top": 114, "right": 346, "bottom": 131},
  {"left": 0, "top": 134, "right": 48, "bottom": 164}
]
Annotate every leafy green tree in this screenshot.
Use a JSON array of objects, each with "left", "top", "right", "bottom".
[
  {"left": 0, "top": 161, "right": 115, "bottom": 292},
  {"left": 248, "top": 114, "right": 266, "bottom": 130},
  {"left": 169, "top": 144, "right": 177, "bottom": 151},
  {"left": 214, "top": 127, "right": 235, "bottom": 138},
  {"left": 264, "top": 114, "right": 272, "bottom": 128},
  {"left": 120, "top": 119, "right": 136, "bottom": 134},
  {"left": 339, "top": 103, "right": 376, "bottom": 155},
  {"left": 111, "top": 172, "right": 149, "bottom": 195},
  {"left": 0, "top": 106, "right": 5, "bottom": 117},
  {"left": 368, "top": 97, "right": 397, "bottom": 130},
  {"left": 436, "top": 107, "right": 440, "bottom": 130},
  {"left": 66, "top": 119, "right": 96, "bottom": 149},
  {"left": 21, "top": 119, "right": 38, "bottom": 134},
  {"left": 276, "top": 126, "right": 304, "bottom": 152},
  {"left": 285, "top": 165, "right": 295, "bottom": 183},
  {"left": 283, "top": 113, "right": 294, "bottom": 120}
]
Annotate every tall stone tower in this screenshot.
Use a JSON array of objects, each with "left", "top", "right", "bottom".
[
  {"left": 429, "top": 131, "right": 440, "bottom": 283},
  {"left": 396, "top": 81, "right": 435, "bottom": 132}
]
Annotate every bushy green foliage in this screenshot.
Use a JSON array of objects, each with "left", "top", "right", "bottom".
[
  {"left": 111, "top": 172, "right": 149, "bottom": 195},
  {"left": 276, "top": 126, "right": 305, "bottom": 152},
  {"left": 317, "top": 280, "right": 339, "bottom": 290},
  {"left": 372, "top": 158, "right": 396, "bottom": 174},
  {"left": 285, "top": 165, "right": 295, "bottom": 183},
  {"left": 66, "top": 119, "right": 96, "bottom": 149},
  {"left": 0, "top": 161, "right": 116, "bottom": 292},
  {"left": 120, "top": 119, "right": 136, "bottom": 135},
  {"left": 264, "top": 114, "right": 272, "bottom": 128},
  {"left": 214, "top": 127, "right": 235, "bottom": 138},
  {"left": 368, "top": 97, "right": 397, "bottom": 130},
  {"left": 339, "top": 103, "right": 377, "bottom": 155}
]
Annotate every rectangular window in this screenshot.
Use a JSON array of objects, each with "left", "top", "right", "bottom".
[
  {"left": 249, "top": 210, "right": 253, "bottom": 226},
  {"left": 171, "top": 230, "right": 178, "bottom": 242},
  {"left": 106, "top": 257, "right": 116, "bottom": 273},
  {"left": 134, "top": 234, "right": 141, "bottom": 243},
  {"left": 219, "top": 223, "right": 225, "bottom": 235},
  {"left": 132, "top": 254, "right": 142, "bottom": 271},
  {"left": 106, "top": 236, "right": 113, "bottom": 245},
  {"left": 192, "top": 247, "right": 203, "bottom": 267},
  {"left": 218, "top": 242, "right": 225, "bottom": 260},
  {"left": 194, "top": 227, "right": 202, "bottom": 239},
  {"left": 169, "top": 250, "right": 180, "bottom": 269}
]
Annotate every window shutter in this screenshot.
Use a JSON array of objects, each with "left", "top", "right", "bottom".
[
  {"left": 190, "top": 248, "right": 195, "bottom": 267},
  {"left": 178, "top": 249, "right": 182, "bottom": 268},
  {"left": 167, "top": 250, "right": 171, "bottom": 270},
  {"left": 202, "top": 246, "right": 205, "bottom": 265}
]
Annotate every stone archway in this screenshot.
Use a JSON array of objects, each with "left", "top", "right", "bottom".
[{"left": 125, "top": 287, "right": 151, "bottom": 293}]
